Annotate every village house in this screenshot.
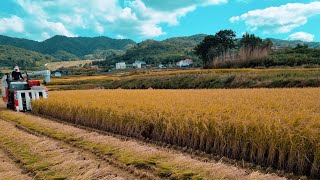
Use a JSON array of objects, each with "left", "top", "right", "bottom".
[
  {"left": 176, "top": 59, "right": 193, "bottom": 67},
  {"left": 52, "top": 68, "right": 72, "bottom": 76},
  {"left": 116, "top": 62, "right": 126, "bottom": 69},
  {"left": 133, "top": 60, "right": 147, "bottom": 68},
  {"left": 158, "top": 64, "right": 166, "bottom": 68},
  {"left": 53, "top": 71, "right": 62, "bottom": 77}
]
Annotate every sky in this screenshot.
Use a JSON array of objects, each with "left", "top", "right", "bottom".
[{"left": 0, "top": 0, "right": 319, "bottom": 42}]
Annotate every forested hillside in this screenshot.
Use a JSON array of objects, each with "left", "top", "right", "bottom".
[
  {"left": 0, "top": 45, "right": 57, "bottom": 69},
  {"left": 39, "top": 35, "right": 135, "bottom": 57},
  {"left": 0, "top": 35, "right": 39, "bottom": 51},
  {"left": 0, "top": 35, "right": 136, "bottom": 60},
  {"left": 98, "top": 34, "right": 320, "bottom": 67},
  {"left": 1, "top": 34, "right": 320, "bottom": 68},
  {"left": 271, "top": 38, "right": 320, "bottom": 49},
  {"left": 99, "top": 34, "right": 206, "bottom": 66}
]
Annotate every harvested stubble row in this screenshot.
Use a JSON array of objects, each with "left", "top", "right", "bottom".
[
  {"left": 0, "top": 149, "right": 31, "bottom": 179},
  {"left": 32, "top": 89, "right": 320, "bottom": 178},
  {"left": 0, "top": 120, "right": 123, "bottom": 179}
]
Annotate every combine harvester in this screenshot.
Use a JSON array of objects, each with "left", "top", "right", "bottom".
[{"left": 1, "top": 70, "right": 51, "bottom": 112}]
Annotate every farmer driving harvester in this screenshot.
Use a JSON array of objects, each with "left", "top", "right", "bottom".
[
  {"left": 1, "top": 65, "right": 51, "bottom": 111},
  {"left": 11, "top": 66, "right": 24, "bottom": 81}
]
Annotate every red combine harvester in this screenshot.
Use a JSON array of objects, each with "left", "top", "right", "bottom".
[{"left": 1, "top": 70, "right": 51, "bottom": 112}]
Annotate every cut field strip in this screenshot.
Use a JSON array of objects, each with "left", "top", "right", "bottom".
[
  {"left": 0, "top": 107, "right": 285, "bottom": 180},
  {"left": 0, "top": 118, "right": 133, "bottom": 180},
  {"left": 0, "top": 148, "right": 32, "bottom": 180}
]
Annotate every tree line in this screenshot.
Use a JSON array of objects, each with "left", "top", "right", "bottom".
[
  {"left": 194, "top": 30, "right": 273, "bottom": 68},
  {"left": 194, "top": 30, "right": 320, "bottom": 68}
]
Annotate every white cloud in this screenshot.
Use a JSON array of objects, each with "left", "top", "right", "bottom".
[
  {"left": 116, "top": 34, "right": 125, "bottom": 39},
  {"left": 41, "top": 32, "right": 51, "bottom": 40},
  {"left": 230, "top": 2, "right": 320, "bottom": 34},
  {"left": 139, "top": 23, "right": 166, "bottom": 37},
  {"left": 288, "top": 32, "right": 315, "bottom": 42},
  {"left": 59, "top": 15, "right": 85, "bottom": 28},
  {"left": 138, "top": 0, "right": 227, "bottom": 10},
  {"left": 0, "top": 16, "right": 24, "bottom": 33},
  {"left": 126, "top": 0, "right": 196, "bottom": 36},
  {"left": 95, "top": 23, "right": 104, "bottom": 34},
  {"left": 12, "top": 0, "right": 226, "bottom": 40},
  {"left": 16, "top": 0, "right": 75, "bottom": 40},
  {"left": 42, "top": 21, "right": 75, "bottom": 37},
  {"left": 204, "top": 0, "right": 228, "bottom": 6}
]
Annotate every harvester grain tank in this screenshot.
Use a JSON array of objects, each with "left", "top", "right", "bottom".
[{"left": 1, "top": 70, "right": 50, "bottom": 111}]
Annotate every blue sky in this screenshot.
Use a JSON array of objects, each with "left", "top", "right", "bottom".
[{"left": 0, "top": 0, "right": 319, "bottom": 42}]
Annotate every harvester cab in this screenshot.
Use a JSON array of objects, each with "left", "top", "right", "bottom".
[{"left": 1, "top": 70, "right": 51, "bottom": 112}]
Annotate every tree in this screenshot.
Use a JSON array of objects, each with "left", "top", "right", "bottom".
[
  {"left": 240, "top": 33, "right": 273, "bottom": 50},
  {"left": 291, "top": 44, "right": 309, "bottom": 54},
  {"left": 214, "top": 30, "right": 237, "bottom": 53},
  {"left": 194, "top": 30, "right": 236, "bottom": 67},
  {"left": 239, "top": 33, "right": 262, "bottom": 50}
]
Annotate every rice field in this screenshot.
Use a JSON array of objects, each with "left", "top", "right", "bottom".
[
  {"left": 127, "top": 68, "right": 320, "bottom": 77},
  {"left": 31, "top": 88, "right": 320, "bottom": 178},
  {"left": 47, "top": 68, "right": 320, "bottom": 90},
  {"left": 51, "top": 75, "right": 118, "bottom": 84},
  {"left": 46, "top": 60, "right": 96, "bottom": 71}
]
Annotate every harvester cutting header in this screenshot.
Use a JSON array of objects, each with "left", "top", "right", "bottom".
[{"left": 1, "top": 66, "right": 50, "bottom": 112}]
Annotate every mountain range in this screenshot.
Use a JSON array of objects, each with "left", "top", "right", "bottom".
[
  {"left": 0, "top": 34, "right": 319, "bottom": 68},
  {"left": 0, "top": 35, "right": 135, "bottom": 57},
  {"left": 270, "top": 38, "right": 320, "bottom": 49}
]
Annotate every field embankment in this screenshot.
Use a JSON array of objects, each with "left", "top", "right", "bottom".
[
  {"left": 47, "top": 68, "right": 320, "bottom": 90},
  {"left": 31, "top": 89, "right": 320, "bottom": 178}
]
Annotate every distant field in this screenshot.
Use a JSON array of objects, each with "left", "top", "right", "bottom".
[
  {"left": 46, "top": 60, "right": 95, "bottom": 71},
  {"left": 32, "top": 88, "right": 320, "bottom": 178},
  {"left": 52, "top": 75, "right": 119, "bottom": 83},
  {"left": 0, "top": 69, "right": 11, "bottom": 74},
  {"left": 47, "top": 68, "right": 320, "bottom": 90}
]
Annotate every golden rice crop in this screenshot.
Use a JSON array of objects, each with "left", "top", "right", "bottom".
[
  {"left": 32, "top": 88, "right": 320, "bottom": 178},
  {"left": 130, "top": 68, "right": 320, "bottom": 77},
  {"left": 51, "top": 75, "right": 118, "bottom": 83}
]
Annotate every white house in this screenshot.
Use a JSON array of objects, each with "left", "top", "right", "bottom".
[
  {"left": 116, "top": 62, "right": 126, "bottom": 69},
  {"left": 158, "top": 64, "right": 166, "bottom": 68},
  {"left": 54, "top": 72, "right": 62, "bottom": 77},
  {"left": 133, "top": 60, "right": 147, "bottom": 68},
  {"left": 176, "top": 59, "right": 193, "bottom": 67}
]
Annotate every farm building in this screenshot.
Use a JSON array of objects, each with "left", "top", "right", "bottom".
[
  {"left": 158, "top": 64, "right": 166, "bottom": 68},
  {"left": 53, "top": 71, "right": 62, "bottom": 77},
  {"left": 133, "top": 60, "right": 147, "bottom": 68},
  {"left": 116, "top": 62, "right": 126, "bottom": 69},
  {"left": 52, "top": 69, "right": 71, "bottom": 76},
  {"left": 176, "top": 59, "right": 193, "bottom": 67}
]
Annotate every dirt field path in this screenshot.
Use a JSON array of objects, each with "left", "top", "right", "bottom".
[{"left": 0, "top": 104, "right": 287, "bottom": 180}]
